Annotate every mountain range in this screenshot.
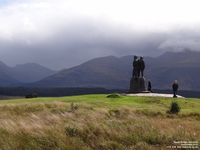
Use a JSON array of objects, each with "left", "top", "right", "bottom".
[
  {"left": 0, "top": 62, "right": 57, "bottom": 86},
  {"left": 0, "top": 50, "right": 200, "bottom": 90}
]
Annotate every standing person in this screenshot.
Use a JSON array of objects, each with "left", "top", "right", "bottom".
[
  {"left": 172, "top": 80, "right": 179, "bottom": 98},
  {"left": 148, "top": 79, "right": 153, "bottom": 93}
]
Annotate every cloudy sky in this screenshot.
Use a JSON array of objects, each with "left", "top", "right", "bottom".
[{"left": 1, "top": 0, "right": 200, "bottom": 70}]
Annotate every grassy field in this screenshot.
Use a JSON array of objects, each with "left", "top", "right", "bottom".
[{"left": 0, "top": 94, "right": 199, "bottom": 150}]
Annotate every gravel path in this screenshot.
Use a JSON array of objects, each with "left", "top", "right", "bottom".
[{"left": 124, "top": 93, "right": 185, "bottom": 98}]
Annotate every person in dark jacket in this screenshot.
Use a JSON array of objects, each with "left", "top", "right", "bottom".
[
  {"left": 148, "top": 79, "right": 153, "bottom": 93},
  {"left": 172, "top": 80, "right": 179, "bottom": 98}
]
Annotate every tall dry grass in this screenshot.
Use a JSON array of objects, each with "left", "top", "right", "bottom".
[{"left": 0, "top": 99, "right": 199, "bottom": 150}]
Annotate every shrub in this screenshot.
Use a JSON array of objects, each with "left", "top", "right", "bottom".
[
  {"left": 25, "top": 93, "right": 37, "bottom": 98},
  {"left": 70, "top": 103, "right": 78, "bottom": 112},
  {"left": 65, "top": 127, "right": 79, "bottom": 137},
  {"left": 169, "top": 101, "right": 181, "bottom": 114},
  {"left": 106, "top": 93, "right": 121, "bottom": 98}
]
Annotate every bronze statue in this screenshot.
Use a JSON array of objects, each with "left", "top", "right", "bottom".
[
  {"left": 129, "top": 55, "right": 147, "bottom": 93},
  {"left": 132, "top": 56, "right": 145, "bottom": 78},
  {"left": 132, "top": 56, "right": 138, "bottom": 78},
  {"left": 138, "top": 56, "right": 145, "bottom": 77}
]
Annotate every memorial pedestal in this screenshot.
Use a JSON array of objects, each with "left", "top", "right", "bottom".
[{"left": 128, "top": 77, "right": 149, "bottom": 93}]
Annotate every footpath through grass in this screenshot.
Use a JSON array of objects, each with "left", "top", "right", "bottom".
[{"left": 0, "top": 94, "right": 199, "bottom": 150}]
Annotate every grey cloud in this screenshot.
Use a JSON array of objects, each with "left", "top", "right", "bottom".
[
  {"left": 1, "top": 1, "right": 200, "bottom": 70},
  {"left": 0, "top": 19, "right": 180, "bottom": 70},
  {"left": 159, "top": 39, "right": 200, "bottom": 52},
  {"left": 1, "top": 19, "right": 166, "bottom": 70},
  {"left": 158, "top": 28, "right": 200, "bottom": 52}
]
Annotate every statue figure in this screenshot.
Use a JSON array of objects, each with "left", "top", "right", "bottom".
[
  {"left": 138, "top": 56, "right": 145, "bottom": 77},
  {"left": 132, "top": 56, "right": 138, "bottom": 78},
  {"left": 129, "top": 55, "right": 147, "bottom": 93}
]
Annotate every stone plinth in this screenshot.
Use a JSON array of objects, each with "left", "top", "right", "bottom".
[{"left": 128, "top": 77, "right": 148, "bottom": 93}]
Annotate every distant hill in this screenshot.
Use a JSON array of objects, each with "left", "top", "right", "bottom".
[
  {"left": 0, "top": 71, "right": 21, "bottom": 86},
  {"left": 145, "top": 50, "right": 200, "bottom": 90},
  {"left": 0, "top": 61, "right": 22, "bottom": 86},
  {"left": 27, "top": 56, "right": 131, "bottom": 89},
  {"left": 1, "top": 50, "right": 200, "bottom": 90},
  {"left": 0, "top": 62, "right": 57, "bottom": 86},
  {"left": 12, "top": 63, "right": 57, "bottom": 83},
  {"left": 28, "top": 50, "right": 200, "bottom": 90}
]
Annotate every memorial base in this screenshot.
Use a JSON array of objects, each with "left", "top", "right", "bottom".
[{"left": 128, "top": 77, "right": 149, "bottom": 93}]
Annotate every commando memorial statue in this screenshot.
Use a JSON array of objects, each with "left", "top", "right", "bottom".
[{"left": 128, "top": 56, "right": 148, "bottom": 93}]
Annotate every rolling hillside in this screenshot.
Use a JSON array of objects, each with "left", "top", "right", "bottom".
[
  {"left": 28, "top": 50, "right": 200, "bottom": 90},
  {"left": 1, "top": 50, "right": 200, "bottom": 90},
  {"left": 12, "top": 63, "right": 57, "bottom": 82},
  {"left": 0, "top": 71, "right": 21, "bottom": 86},
  {"left": 0, "top": 61, "right": 57, "bottom": 86},
  {"left": 28, "top": 56, "right": 131, "bottom": 89},
  {"left": 0, "top": 61, "right": 22, "bottom": 86},
  {"left": 145, "top": 51, "right": 200, "bottom": 90}
]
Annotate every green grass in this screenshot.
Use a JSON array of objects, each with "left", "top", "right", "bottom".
[{"left": 0, "top": 94, "right": 200, "bottom": 150}]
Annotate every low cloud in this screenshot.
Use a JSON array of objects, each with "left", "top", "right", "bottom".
[
  {"left": 159, "top": 39, "right": 200, "bottom": 52},
  {"left": 1, "top": 0, "right": 200, "bottom": 70},
  {"left": 158, "top": 28, "right": 200, "bottom": 52}
]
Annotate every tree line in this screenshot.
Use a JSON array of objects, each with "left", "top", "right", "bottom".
[
  {"left": 0, "top": 87, "right": 199, "bottom": 98},
  {"left": 0, "top": 87, "right": 125, "bottom": 97}
]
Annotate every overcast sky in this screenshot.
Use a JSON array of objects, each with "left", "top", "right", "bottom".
[{"left": 1, "top": 0, "right": 200, "bottom": 70}]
